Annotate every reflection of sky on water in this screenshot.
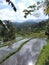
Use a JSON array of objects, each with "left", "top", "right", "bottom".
[
  {"left": 0, "top": 38, "right": 46, "bottom": 65},
  {"left": 28, "top": 61, "right": 34, "bottom": 65}
]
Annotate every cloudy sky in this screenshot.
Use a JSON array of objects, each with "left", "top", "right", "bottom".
[{"left": 0, "top": 0, "right": 48, "bottom": 22}]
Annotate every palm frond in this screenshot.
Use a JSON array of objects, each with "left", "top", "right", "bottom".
[
  {"left": 23, "top": 9, "right": 28, "bottom": 12},
  {"left": 37, "top": 2, "right": 40, "bottom": 5},
  {"left": 24, "top": 15, "right": 27, "bottom": 18},
  {"left": 0, "top": 20, "right": 9, "bottom": 31},
  {"left": 29, "top": 10, "right": 34, "bottom": 12},
  {"left": 11, "top": 2, "right": 17, "bottom": 12},
  {"left": 6, "top": 0, "right": 17, "bottom": 12},
  {"left": 28, "top": 5, "right": 33, "bottom": 8},
  {"left": 32, "top": 5, "right": 36, "bottom": 8},
  {"left": 6, "top": 0, "right": 10, "bottom": 2}
]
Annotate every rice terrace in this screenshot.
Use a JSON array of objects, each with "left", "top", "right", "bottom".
[{"left": 0, "top": 0, "right": 49, "bottom": 65}]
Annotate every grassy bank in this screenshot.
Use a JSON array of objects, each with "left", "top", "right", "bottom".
[
  {"left": 0, "top": 39, "right": 16, "bottom": 48},
  {"left": 16, "top": 31, "right": 47, "bottom": 38},
  {"left": 30, "top": 31, "right": 47, "bottom": 38},
  {"left": 36, "top": 40, "right": 49, "bottom": 65}
]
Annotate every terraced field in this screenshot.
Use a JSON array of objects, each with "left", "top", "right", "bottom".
[{"left": 0, "top": 37, "right": 46, "bottom": 65}]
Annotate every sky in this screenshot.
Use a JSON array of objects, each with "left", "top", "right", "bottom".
[{"left": 0, "top": 0, "right": 48, "bottom": 22}]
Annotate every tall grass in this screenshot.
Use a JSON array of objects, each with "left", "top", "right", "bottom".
[
  {"left": 36, "top": 40, "right": 49, "bottom": 65},
  {"left": 30, "top": 31, "right": 47, "bottom": 38}
]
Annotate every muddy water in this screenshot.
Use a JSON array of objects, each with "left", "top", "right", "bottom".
[{"left": 0, "top": 38, "right": 46, "bottom": 65}]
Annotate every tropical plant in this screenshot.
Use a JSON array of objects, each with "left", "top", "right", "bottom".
[
  {"left": 0, "top": 20, "right": 16, "bottom": 41},
  {"left": 6, "top": 0, "right": 17, "bottom": 12},
  {"left": 23, "top": 0, "right": 49, "bottom": 18}
]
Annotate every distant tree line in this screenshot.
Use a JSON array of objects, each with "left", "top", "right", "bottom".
[{"left": 13, "top": 19, "right": 49, "bottom": 38}]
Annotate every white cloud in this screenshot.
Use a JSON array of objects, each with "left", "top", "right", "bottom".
[
  {"left": 21, "top": 0, "right": 36, "bottom": 5},
  {"left": 27, "top": 0, "right": 36, "bottom": 5},
  {"left": 10, "top": 0, "right": 15, "bottom": 2},
  {"left": 17, "top": 2, "right": 26, "bottom": 11},
  {"left": 0, "top": 8, "right": 17, "bottom": 20},
  {"left": 0, "top": 0, "right": 48, "bottom": 22}
]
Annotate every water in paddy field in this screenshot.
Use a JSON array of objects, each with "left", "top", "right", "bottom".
[{"left": 0, "top": 38, "right": 47, "bottom": 65}]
